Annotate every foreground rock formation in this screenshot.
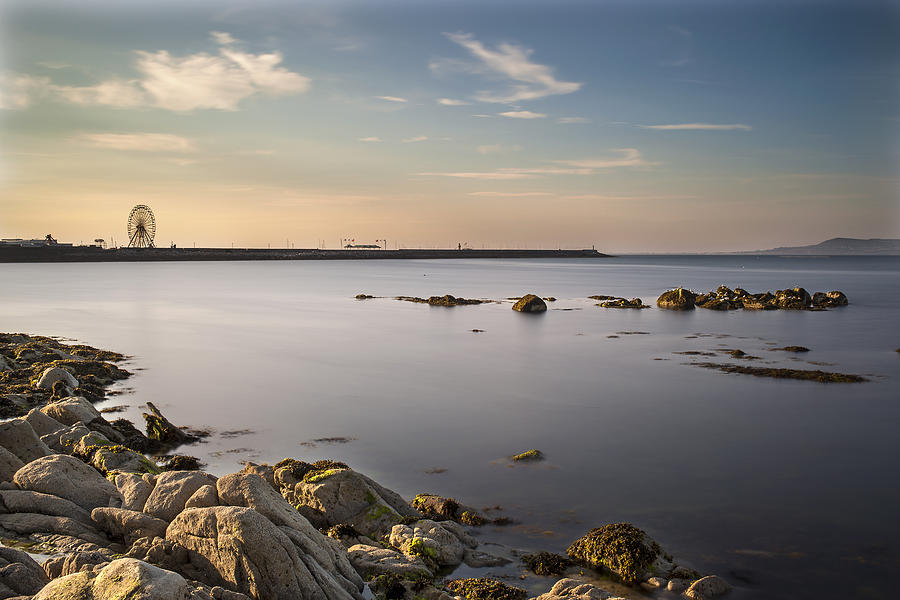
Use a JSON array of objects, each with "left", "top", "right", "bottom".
[{"left": 657, "top": 286, "right": 849, "bottom": 311}]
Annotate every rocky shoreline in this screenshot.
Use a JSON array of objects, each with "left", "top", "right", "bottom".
[{"left": 0, "top": 333, "right": 734, "bottom": 600}]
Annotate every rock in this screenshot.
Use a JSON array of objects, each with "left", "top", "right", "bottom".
[
  {"left": 167, "top": 506, "right": 363, "bottom": 600},
  {"left": 597, "top": 297, "right": 647, "bottom": 309},
  {"left": 566, "top": 523, "right": 662, "bottom": 584},
  {"left": 214, "top": 472, "right": 363, "bottom": 594},
  {"left": 239, "top": 462, "right": 276, "bottom": 489},
  {"left": 512, "top": 294, "right": 547, "bottom": 313},
  {"left": 531, "top": 578, "right": 613, "bottom": 600},
  {"left": 347, "top": 544, "right": 432, "bottom": 579},
  {"left": 33, "top": 557, "right": 193, "bottom": 600},
  {"left": 0, "top": 545, "right": 50, "bottom": 597},
  {"left": 24, "top": 409, "right": 65, "bottom": 437},
  {"left": 0, "top": 489, "right": 94, "bottom": 525},
  {"left": 775, "top": 287, "right": 811, "bottom": 309},
  {"left": 0, "top": 418, "right": 53, "bottom": 463},
  {"left": 411, "top": 494, "right": 461, "bottom": 521},
  {"left": 41, "top": 396, "right": 102, "bottom": 426},
  {"left": 143, "top": 471, "right": 217, "bottom": 522},
  {"left": 114, "top": 472, "right": 154, "bottom": 512},
  {"left": 812, "top": 290, "right": 848, "bottom": 308},
  {"left": 160, "top": 455, "right": 201, "bottom": 471},
  {"left": 656, "top": 288, "right": 696, "bottom": 310},
  {"left": 41, "top": 423, "right": 92, "bottom": 453},
  {"left": 90, "top": 443, "right": 160, "bottom": 476},
  {"left": 388, "top": 519, "right": 467, "bottom": 568},
  {"left": 36, "top": 367, "right": 79, "bottom": 391},
  {"left": 511, "top": 449, "right": 544, "bottom": 462},
  {"left": 13, "top": 454, "right": 122, "bottom": 511},
  {"left": 143, "top": 402, "right": 198, "bottom": 446},
  {"left": 521, "top": 551, "right": 571, "bottom": 576},
  {"left": 463, "top": 549, "right": 510, "bottom": 568},
  {"left": 42, "top": 550, "right": 111, "bottom": 579},
  {"left": 0, "top": 512, "right": 108, "bottom": 545},
  {"left": 685, "top": 575, "right": 731, "bottom": 599},
  {"left": 287, "top": 467, "right": 420, "bottom": 538},
  {"left": 667, "top": 579, "right": 690, "bottom": 593},
  {"left": 0, "top": 446, "right": 24, "bottom": 483},
  {"left": 91, "top": 506, "right": 168, "bottom": 543},
  {"left": 108, "top": 418, "right": 159, "bottom": 454},
  {"left": 645, "top": 576, "right": 667, "bottom": 588},
  {"left": 185, "top": 484, "right": 218, "bottom": 509},
  {"left": 445, "top": 578, "right": 526, "bottom": 600}
]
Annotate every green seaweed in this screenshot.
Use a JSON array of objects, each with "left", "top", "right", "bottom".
[
  {"left": 521, "top": 552, "right": 571, "bottom": 576},
  {"left": 566, "top": 523, "right": 660, "bottom": 585},
  {"left": 444, "top": 578, "right": 526, "bottom": 600},
  {"left": 511, "top": 449, "right": 544, "bottom": 462}
]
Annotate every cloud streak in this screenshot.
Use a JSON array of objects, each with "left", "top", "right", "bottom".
[
  {"left": 420, "top": 149, "right": 656, "bottom": 180},
  {"left": 76, "top": 132, "right": 196, "bottom": 152},
  {"left": 640, "top": 123, "right": 751, "bottom": 131},
  {"left": 437, "top": 32, "right": 581, "bottom": 103},
  {"left": 498, "top": 110, "right": 546, "bottom": 119},
  {"left": 375, "top": 95, "right": 407, "bottom": 103}
]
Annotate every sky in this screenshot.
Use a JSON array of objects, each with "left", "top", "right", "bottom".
[{"left": 1, "top": 0, "right": 898, "bottom": 252}]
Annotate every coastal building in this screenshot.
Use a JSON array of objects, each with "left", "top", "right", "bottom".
[{"left": 0, "top": 235, "right": 73, "bottom": 247}]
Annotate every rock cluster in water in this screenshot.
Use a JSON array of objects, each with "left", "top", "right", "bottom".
[
  {"left": 657, "top": 286, "right": 848, "bottom": 311},
  {"left": 395, "top": 295, "right": 492, "bottom": 306},
  {"left": 0, "top": 333, "right": 733, "bottom": 600}
]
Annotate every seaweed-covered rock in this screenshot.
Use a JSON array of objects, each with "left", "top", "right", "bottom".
[
  {"left": 521, "top": 551, "right": 571, "bottom": 576},
  {"left": 512, "top": 294, "right": 547, "bottom": 313},
  {"left": 347, "top": 544, "right": 432, "bottom": 580},
  {"left": 32, "top": 557, "right": 192, "bottom": 600},
  {"left": 161, "top": 455, "right": 202, "bottom": 471},
  {"left": 656, "top": 289, "right": 696, "bottom": 310},
  {"left": 388, "top": 519, "right": 472, "bottom": 568},
  {"left": 143, "top": 470, "right": 217, "bottom": 522},
  {"left": 411, "top": 494, "right": 460, "bottom": 521},
  {"left": 685, "top": 575, "right": 731, "bottom": 599},
  {"left": 597, "top": 297, "right": 647, "bottom": 309},
  {"left": 531, "top": 578, "right": 613, "bottom": 600},
  {"left": 511, "top": 449, "right": 544, "bottom": 462},
  {"left": 287, "top": 467, "right": 420, "bottom": 538},
  {"left": 143, "top": 402, "right": 199, "bottom": 446},
  {"left": 0, "top": 545, "right": 50, "bottom": 597},
  {"left": 85, "top": 439, "right": 160, "bottom": 476},
  {"left": 566, "top": 523, "right": 662, "bottom": 584},
  {"left": 775, "top": 287, "right": 811, "bottom": 310},
  {"left": 812, "top": 290, "right": 848, "bottom": 308},
  {"left": 13, "top": 454, "right": 122, "bottom": 511},
  {"left": 166, "top": 506, "right": 363, "bottom": 600},
  {"left": 445, "top": 578, "right": 526, "bottom": 600},
  {"left": 0, "top": 418, "right": 53, "bottom": 463}
]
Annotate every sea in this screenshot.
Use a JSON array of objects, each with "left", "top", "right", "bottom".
[{"left": 2, "top": 255, "right": 898, "bottom": 600}]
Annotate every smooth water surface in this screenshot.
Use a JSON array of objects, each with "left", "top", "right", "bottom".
[{"left": 2, "top": 256, "right": 899, "bottom": 599}]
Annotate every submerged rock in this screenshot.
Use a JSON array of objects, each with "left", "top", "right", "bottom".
[
  {"left": 656, "top": 289, "right": 696, "bottom": 310},
  {"left": 512, "top": 449, "right": 544, "bottom": 462},
  {"left": 512, "top": 294, "right": 547, "bottom": 313},
  {"left": 566, "top": 523, "right": 662, "bottom": 584}
]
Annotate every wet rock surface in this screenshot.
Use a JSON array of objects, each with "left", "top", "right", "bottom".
[{"left": 512, "top": 294, "right": 548, "bottom": 313}]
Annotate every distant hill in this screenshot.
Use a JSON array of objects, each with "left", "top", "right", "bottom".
[{"left": 746, "top": 237, "right": 900, "bottom": 255}]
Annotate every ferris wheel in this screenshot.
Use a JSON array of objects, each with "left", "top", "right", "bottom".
[{"left": 127, "top": 205, "right": 156, "bottom": 248}]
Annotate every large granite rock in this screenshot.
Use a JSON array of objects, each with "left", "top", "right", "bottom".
[
  {"left": 347, "top": 544, "right": 432, "bottom": 579},
  {"left": 33, "top": 557, "right": 193, "bottom": 600},
  {"left": 0, "top": 512, "right": 108, "bottom": 545},
  {"left": 0, "top": 545, "right": 50, "bottom": 598},
  {"left": 0, "top": 446, "right": 24, "bottom": 483},
  {"left": 41, "top": 396, "right": 101, "bottom": 426},
  {"left": 656, "top": 288, "right": 696, "bottom": 310},
  {"left": 41, "top": 423, "right": 92, "bottom": 453},
  {"left": 167, "top": 506, "right": 362, "bottom": 600},
  {"left": 13, "top": 454, "right": 122, "bottom": 511},
  {"left": 685, "top": 575, "right": 731, "bottom": 599},
  {"left": 185, "top": 484, "right": 218, "bottom": 509},
  {"left": 114, "top": 472, "right": 155, "bottom": 512},
  {"left": 0, "top": 489, "right": 94, "bottom": 526},
  {"left": 388, "top": 519, "right": 472, "bottom": 568},
  {"left": 24, "top": 408, "right": 65, "bottom": 437},
  {"left": 530, "top": 578, "right": 614, "bottom": 600},
  {"left": 42, "top": 550, "right": 112, "bottom": 579},
  {"left": 283, "top": 467, "right": 420, "bottom": 538},
  {"left": 0, "top": 418, "right": 54, "bottom": 463},
  {"left": 36, "top": 367, "right": 79, "bottom": 391},
  {"left": 143, "top": 471, "right": 217, "bottom": 522},
  {"left": 92, "top": 507, "right": 168, "bottom": 543},
  {"left": 512, "top": 294, "right": 547, "bottom": 313}
]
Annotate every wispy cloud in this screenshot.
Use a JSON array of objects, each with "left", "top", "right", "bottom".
[
  {"left": 640, "top": 123, "right": 751, "bottom": 131},
  {"left": 0, "top": 74, "right": 50, "bottom": 109},
  {"left": 557, "top": 116, "right": 589, "bottom": 124},
  {"left": 2, "top": 33, "right": 310, "bottom": 112},
  {"left": 556, "top": 148, "right": 657, "bottom": 169},
  {"left": 468, "top": 191, "right": 552, "bottom": 197},
  {"left": 662, "top": 25, "right": 694, "bottom": 68},
  {"left": 437, "top": 98, "right": 470, "bottom": 106},
  {"left": 476, "top": 144, "right": 522, "bottom": 155},
  {"left": 418, "top": 171, "right": 538, "bottom": 180},
  {"left": 402, "top": 135, "right": 429, "bottom": 143},
  {"left": 420, "top": 149, "right": 655, "bottom": 180},
  {"left": 76, "top": 132, "right": 197, "bottom": 152},
  {"left": 359, "top": 136, "right": 382, "bottom": 142},
  {"left": 498, "top": 110, "right": 546, "bottom": 119},
  {"left": 435, "top": 32, "right": 581, "bottom": 103},
  {"left": 375, "top": 95, "right": 407, "bottom": 103}
]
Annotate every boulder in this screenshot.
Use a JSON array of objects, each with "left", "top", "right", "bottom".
[
  {"left": 512, "top": 294, "right": 547, "bottom": 313},
  {"left": 185, "top": 484, "right": 218, "bottom": 509},
  {"left": 347, "top": 544, "right": 432, "bottom": 579},
  {"left": 531, "top": 578, "right": 613, "bottom": 600},
  {"left": 143, "top": 471, "right": 217, "bottom": 522},
  {"left": 13, "top": 454, "right": 122, "bottom": 511},
  {"left": 775, "top": 287, "right": 811, "bottom": 309},
  {"left": 0, "top": 512, "right": 108, "bottom": 545},
  {"left": 566, "top": 523, "right": 662, "bottom": 584},
  {"left": 167, "top": 506, "right": 362, "bottom": 600},
  {"left": 286, "top": 467, "right": 420, "bottom": 538},
  {"left": 143, "top": 402, "right": 198, "bottom": 446},
  {"left": 0, "top": 489, "right": 94, "bottom": 526},
  {"left": 656, "top": 288, "right": 696, "bottom": 310},
  {"left": 89, "top": 443, "right": 160, "bottom": 476},
  {"left": 0, "top": 446, "right": 24, "bottom": 483},
  {"left": 0, "top": 418, "right": 54, "bottom": 463},
  {"left": 42, "top": 550, "right": 111, "bottom": 579},
  {"left": 114, "top": 472, "right": 154, "bottom": 512},
  {"left": 685, "top": 575, "right": 731, "bottom": 599},
  {"left": 388, "top": 519, "right": 467, "bottom": 568},
  {"left": 91, "top": 506, "right": 168, "bottom": 543},
  {"left": 0, "top": 545, "right": 50, "bottom": 598},
  {"left": 41, "top": 397, "right": 101, "bottom": 426},
  {"left": 33, "top": 557, "right": 193, "bottom": 600},
  {"left": 240, "top": 462, "right": 276, "bottom": 489},
  {"left": 812, "top": 290, "right": 848, "bottom": 308},
  {"left": 215, "top": 472, "right": 363, "bottom": 594},
  {"left": 41, "top": 423, "right": 92, "bottom": 453},
  {"left": 36, "top": 367, "right": 79, "bottom": 391},
  {"left": 24, "top": 409, "right": 65, "bottom": 437}
]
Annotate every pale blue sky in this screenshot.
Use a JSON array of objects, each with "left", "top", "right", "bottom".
[{"left": 1, "top": 0, "right": 898, "bottom": 251}]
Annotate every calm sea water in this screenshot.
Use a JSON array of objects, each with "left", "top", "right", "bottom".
[{"left": 2, "top": 255, "right": 898, "bottom": 600}]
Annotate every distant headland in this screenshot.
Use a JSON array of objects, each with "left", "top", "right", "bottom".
[{"left": 743, "top": 237, "right": 900, "bottom": 256}]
